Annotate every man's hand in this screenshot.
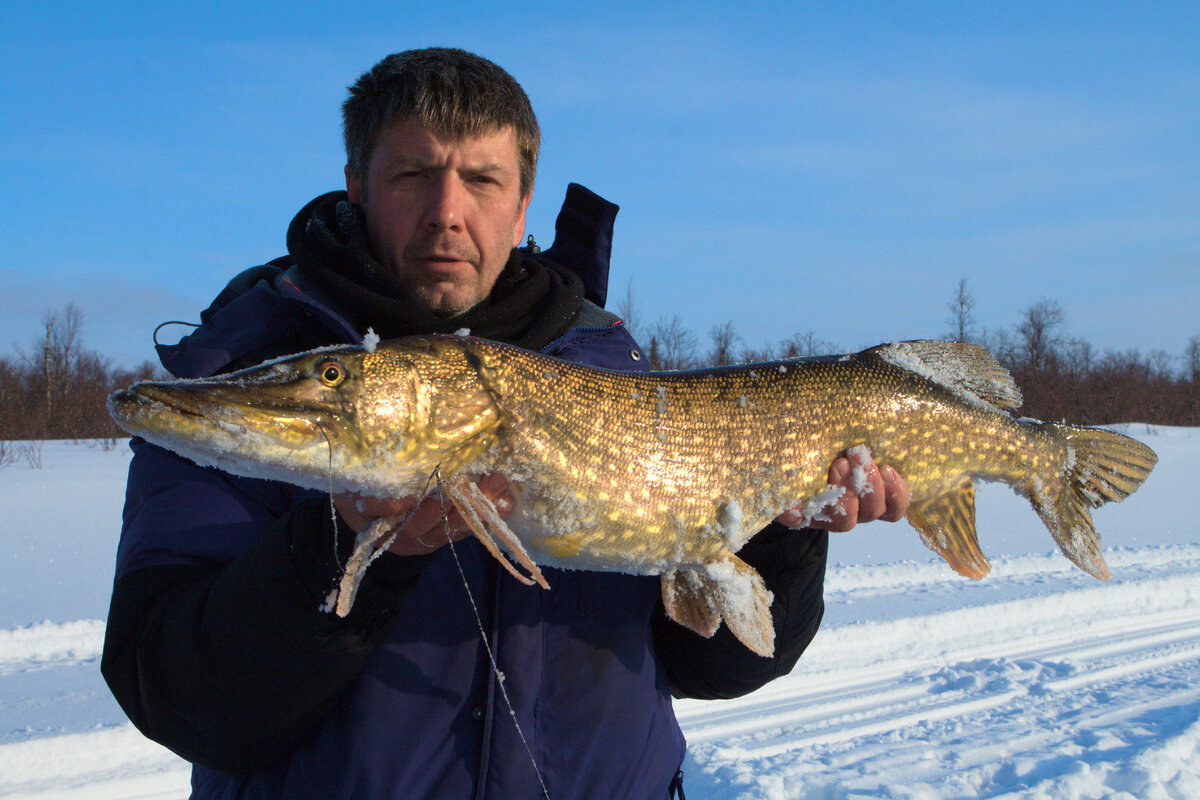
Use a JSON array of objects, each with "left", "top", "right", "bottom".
[
  {"left": 333, "top": 473, "right": 514, "bottom": 557},
  {"left": 775, "top": 449, "right": 910, "bottom": 532}
]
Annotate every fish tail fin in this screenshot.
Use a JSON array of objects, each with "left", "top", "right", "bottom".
[
  {"left": 661, "top": 554, "right": 775, "bottom": 658},
  {"left": 1029, "top": 424, "right": 1158, "bottom": 580},
  {"left": 906, "top": 477, "right": 991, "bottom": 579}
]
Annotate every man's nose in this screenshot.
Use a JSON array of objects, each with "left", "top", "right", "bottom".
[{"left": 421, "top": 173, "right": 465, "bottom": 231}]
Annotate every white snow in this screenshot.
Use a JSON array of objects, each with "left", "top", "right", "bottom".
[
  {"left": 786, "top": 484, "right": 848, "bottom": 528},
  {"left": 845, "top": 444, "right": 875, "bottom": 495},
  {"left": 1, "top": 425, "right": 1196, "bottom": 799}
]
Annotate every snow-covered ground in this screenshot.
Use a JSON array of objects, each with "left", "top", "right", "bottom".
[{"left": 1, "top": 425, "right": 1195, "bottom": 799}]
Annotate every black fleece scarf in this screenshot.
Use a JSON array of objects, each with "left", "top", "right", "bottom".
[{"left": 287, "top": 191, "right": 585, "bottom": 350}]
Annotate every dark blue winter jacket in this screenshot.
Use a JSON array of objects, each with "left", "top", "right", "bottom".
[{"left": 102, "top": 187, "right": 828, "bottom": 799}]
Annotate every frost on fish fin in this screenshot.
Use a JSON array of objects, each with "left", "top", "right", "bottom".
[
  {"left": 711, "top": 555, "right": 775, "bottom": 658},
  {"left": 906, "top": 478, "right": 990, "bottom": 579},
  {"left": 441, "top": 474, "right": 550, "bottom": 590},
  {"left": 1028, "top": 424, "right": 1157, "bottom": 581},
  {"left": 333, "top": 515, "right": 404, "bottom": 617},
  {"left": 871, "top": 340, "right": 1022, "bottom": 410},
  {"left": 661, "top": 554, "right": 776, "bottom": 658},
  {"left": 661, "top": 569, "right": 721, "bottom": 639}
]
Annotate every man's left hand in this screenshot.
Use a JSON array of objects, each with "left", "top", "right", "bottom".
[{"left": 775, "top": 450, "right": 910, "bottom": 532}]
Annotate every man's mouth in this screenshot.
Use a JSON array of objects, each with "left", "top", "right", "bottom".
[{"left": 413, "top": 253, "right": 473, "bottom": 273}]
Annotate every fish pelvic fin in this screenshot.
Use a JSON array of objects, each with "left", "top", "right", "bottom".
[
  {"left": 661, "top": 553, "right": 776, "bottom": 658},
  {"left": 1028, "top": 424, "right": 1158, "bottom": 580},
  {"left": 440, "top": 473, "right": 550, "bottom": 590},
  {"left": 906, "top": 478, "right": 990, "bottom": 579},
  {"left": 661, "top": 569, "right": 721, "bottom": 639}
]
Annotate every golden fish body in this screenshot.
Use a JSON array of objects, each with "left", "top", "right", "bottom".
[{"left": 108, "top": 335, "right": 1157, "bottom": 656}]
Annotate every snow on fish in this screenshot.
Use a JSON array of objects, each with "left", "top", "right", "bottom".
[{"left": 107, "top": 335, "right": 1157, "bottom": 657}]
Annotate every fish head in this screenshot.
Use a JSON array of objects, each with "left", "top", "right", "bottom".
[{"left": 107, "top": 338, "right": 501, "bottom": 496}]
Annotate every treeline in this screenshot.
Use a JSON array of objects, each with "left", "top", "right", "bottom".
[
  {"left": 619, "top": 279, "right": 1200, "bottom": 428},
  {"left": 983, "top": 298, "right": 1199, "bottom": 427},
  {"left": 2, "top": 288, "right": 1198, "bottom": 446},
  {"left": 0, "top": 305, "right": 163, "bottom": 443}
]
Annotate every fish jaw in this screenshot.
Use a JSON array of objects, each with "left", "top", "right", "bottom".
[
  {"left": 107, "top": 346, "right": 426, "bottom": 495},
  {"left": 107, "top": 340, "right": 510, "bottom": 498},
  {"left": 107, "top": 377, "right": 369, "bottom": 492},
  {"left": 112, "top": 382, "right": 327, "bottom": 448}
]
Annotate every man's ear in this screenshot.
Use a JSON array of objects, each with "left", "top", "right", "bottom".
[
  {"left": 345, "top": 165, "right": 362, "bottom": 204},
  {"left": 511, "top": 191, "right": 532, "bottom": 248}
]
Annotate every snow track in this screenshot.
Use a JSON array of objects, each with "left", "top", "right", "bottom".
[
  {"left": 676, "top": 545, "right": 1200, "bottom": 799},
  {"left": 1, "top": 430, "right": 1196, "bottom": 798}
]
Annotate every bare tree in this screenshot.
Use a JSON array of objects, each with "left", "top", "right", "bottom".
[
  {"left": 614, "top": 277, "right": 641, "bottom": 342},
  {"left": 1, "top": 304, "right": 154, "bottom": 441},
  {"left": 646, "top": 314, "right": 699, "bottom": 370},
  {"left": 777, "top": 331, "right": 839, "bottom": 359},
  {"left": 1186, "top": 335, "right": 1200, "bottom": 424},
  {"left": 1015, "top": 298, "right": 1066, "bottom": 372},
  {"left": 1185, "top": 335, "right": 1200, "bottom": 385},
  {"left": 707, "top": 321, "right": 741, "bottom": 366},
  {"left": 1062, "top": 337, "right": 1095, "bottom": 378},
  {"left": 983, "top": 327, "right": 1016, "bottom": 369},
  {"left": 945, "top": 277, "right": 977, "bottom": 343},
  {"left": 737, "top": 342, "right": 776, "bottom": 363},
  {"left": 19, "top": 304, "right": 86, "bottom": 435}
]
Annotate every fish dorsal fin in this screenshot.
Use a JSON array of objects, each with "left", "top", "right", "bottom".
[
  {"left": 906, "top": 478, "right": 991, "bottom": 579},
  {"left": 871, "top": 340, "right": 1023, "bottom": 410},
  {"left": 661, "top": 553, "right": 776, "bottom": 657}
]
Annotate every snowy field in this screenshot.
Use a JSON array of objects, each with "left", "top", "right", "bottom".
[{"left": 1, "top": 425, "right": 1196, "bottom": 799}]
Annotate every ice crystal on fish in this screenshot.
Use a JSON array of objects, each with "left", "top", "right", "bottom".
[
  {"left": 846, "top": 444, "right": 875, "bottom": 495},
  {"left": 107, "top": 334, "right": 1156, "bottom": 656}
]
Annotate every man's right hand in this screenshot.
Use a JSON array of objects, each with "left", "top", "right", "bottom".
[{"left": 333, "top": 473, "right": 514, "bottom": 557}]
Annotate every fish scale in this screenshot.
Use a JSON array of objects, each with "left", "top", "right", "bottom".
[
  {"left": 108, "top": 335, "right": 1157, "bottom": 657},
  {"left": 483, "top": 347, "right": 1032, "bottom": 563}
]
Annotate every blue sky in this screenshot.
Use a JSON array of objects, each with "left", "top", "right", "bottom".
[{"left": 2, "top": 2, "right": 1197, "bottom": 368}]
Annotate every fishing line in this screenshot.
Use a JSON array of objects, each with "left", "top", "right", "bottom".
[
  {"left": 318, "top": 423, "right": 340, "bottom": 563},
  {"left": 433, "top": 466, "right": 551, "bottom": 800},
  {"left": 314, "top": 449, "right": 548, "bottom": 794},
  {"left": 318, "top": 422, "right": 432, "bottom": 616}
]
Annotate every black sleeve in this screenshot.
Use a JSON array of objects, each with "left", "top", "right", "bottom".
[
  {"left": 101, "top": 497, "right": 437, "bottom": 774},
  {"left": 651, "top": 524, "right": 828, "bottom": 700}
]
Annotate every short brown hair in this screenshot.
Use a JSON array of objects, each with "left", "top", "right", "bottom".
[{"left": 343, "top": 48, "right": 540, "bottom": 197}]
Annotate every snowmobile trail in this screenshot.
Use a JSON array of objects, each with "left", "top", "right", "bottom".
[
  {"left": 2, "top": 432, "right": 1197, "bottom": 799},
  {"left": 676, "top": 545, "right": 1200, "bottom": 798}
]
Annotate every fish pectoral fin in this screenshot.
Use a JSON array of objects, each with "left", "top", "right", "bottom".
[
  {"left": 331, "top": 514, "right": 407, "bottom": 618},
  {"left": 906, "top": 478, "right": 991, "bottom": 579},
  {"left": 440, "top": 474, "right": 550, "bottom": 590},
  {"left": 661, "top": 554, "right": 776, "bottom": 658}
]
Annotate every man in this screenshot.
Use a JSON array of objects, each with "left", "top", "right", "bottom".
[{"left": 103, "top": 48, "right": 909, "bottom": 798}]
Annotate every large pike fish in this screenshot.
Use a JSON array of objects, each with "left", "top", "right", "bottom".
[{"left": 108, "top": 335, "right": 1157, "bottom": 657}]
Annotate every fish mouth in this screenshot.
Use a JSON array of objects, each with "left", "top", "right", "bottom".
[
  {"left": 109, "top": 383, "right": 328, "bottom": 448},
  {"left": 111, "top": 385, "right": 206, "bottom": 417}
]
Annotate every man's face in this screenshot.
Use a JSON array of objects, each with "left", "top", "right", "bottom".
[{"left": 346, "top": 118, "right": 531, "bottom": 316}]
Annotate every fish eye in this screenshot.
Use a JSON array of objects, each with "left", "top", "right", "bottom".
[{"left": 316, "top": 358, "right": 346, "bottom": 387}]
